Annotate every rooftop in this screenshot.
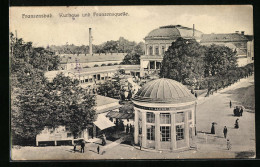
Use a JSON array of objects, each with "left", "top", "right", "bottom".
[
  {"left": 59, "top": 53, "right": 127, "bottom": 64},
  {"left": 200, "top": 33, "right": 249, "bottom": 43},
  {"left": 96, "top": 95, "right": 120, "bottom": 114},
  {"left": 133, "top": 78, "right": 196, "bottom": 104}
]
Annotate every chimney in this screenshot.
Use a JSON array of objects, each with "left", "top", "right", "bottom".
[
  {"left": 235, "top": 31, "right": 239, "bottom": 34},
  {"left": 193, "top": 24, "right": 195, "bottom": 37},
  {"left": 241, "top": 31, "right": 245, "bottom": 35},
  {"left": 89, "top": 28, "right": 92, "bottom": 55}
]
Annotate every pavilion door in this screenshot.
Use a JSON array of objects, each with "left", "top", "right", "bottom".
[
  {"left": 176, "top": 124, "right": 186, "bottom": 148},
  {"left": 160, "top": 126, "right": 171, "bottom": 150}
]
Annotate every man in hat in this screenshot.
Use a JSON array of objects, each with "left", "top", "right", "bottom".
[{"left": 81, "top": 140, "right": 85, "bottom": 153}]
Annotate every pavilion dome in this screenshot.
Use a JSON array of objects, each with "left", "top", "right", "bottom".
[
  {"left": 133, "top": 78, "right": 196, "bottom": 104},
  {"left": 145, "top": 25, "right": 203, "bottom": 40}
]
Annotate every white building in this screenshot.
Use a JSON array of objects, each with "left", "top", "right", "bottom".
[{"left": 36, "top": 95, "right": 120, "bottom": 146}]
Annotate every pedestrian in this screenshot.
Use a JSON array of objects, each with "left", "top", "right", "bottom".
[
  {"left": 195, "top": 91, "right": 198, "bottom": 98},
  {"left": 223, "top": 126, "right": 228, "bottom": 138},
  {"left": 235, "top": 119, "right": 239, "bottom": 129},
  {"left": 230, "top": 100, "right": 232, "bottom": 108},
  {"left": 240, "top": 108, "right": 244, "bottom": 116},
  {"left": 140, "top": 136, "right": 142, "bottom": 150},
  {"left": 126, "top": 124, "right": 129, "bottom": 133},
  {"left": 227, "top": 139, "right": 231, "bottom": 150},
  {"left": 102, "top": 134, "right": 106, "bottom": 146},
  {"left": 73, "top": 143, "right": 77, "bottom": 152},
  {"left": 211, "top": 123, "right": 215, "bottom": 134},
  {"left": 129, "top": 124, "right": 133, "bottom": 134},
  {"left": 97, "top": 145, "right": 100, "bottom": 154},
  {"left": 80, "top": 140, "right": 85, "bottom": 153}
]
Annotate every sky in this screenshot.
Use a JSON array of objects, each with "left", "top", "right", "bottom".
[{"left": 10, "top": 5, "right": 253, "bottom": 47}]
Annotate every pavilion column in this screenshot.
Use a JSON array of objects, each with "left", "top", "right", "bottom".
[
  {"left": 195, "top": 101, "right": 197, "bottom": 136},
  {"left": 145, "top": 44, "right": 148, "bottom": 55},
  {"left": 141, "top": 111, "right": 147, "bottom": 148},
  {"left": 134, "top": 109, "right": 139, "bottom": 144},
  {"left": 148, "top": 61, "right": 150, "bottom": 72},
  {"left": 153, "top": 45, "right": 155, "bottom": 56},
  {"left": 158, "top": 44, "right": 161, "bottom": 55},
  {"left": 184, "top": 111, "right": 190, "bottom": 148},
  {"left": 155, "top": 112, "right": 160, "bottom": 150},
  {"left": 154, "top": 61, "right": 157, "bottom": 70},
  {"left": 191, "top": 109, "right": 195, "bottom": 137},
  {"left": 36, "top": 136, "right": 39, "bottom": 146},
  {"left": 171, "top": 113, "right": 177, "bottom": 150}
]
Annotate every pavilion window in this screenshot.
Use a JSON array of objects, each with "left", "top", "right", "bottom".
[
  {"left": 149, "top": 46, "right": 153, "bottom": 55},
  {"left": 85, "top": 79, "right": 88, "bottom": 82},
  {"left": 160, "top": 113, "right": 171, "bottom": 124},
  {"left": 146, "top": 112, "right": 155, "bottom": 123},
  {"left": 176, "top": 112, "right": 184, "bottom": 123},
  {"left": 176, "top": 125, "right": 184, "bottom": 140},
  {"left": 160, "top": 126, "right": 171, "bottom": 142},
  {"left": 147, "top": 125, "right": 155, "bottom": 140}
]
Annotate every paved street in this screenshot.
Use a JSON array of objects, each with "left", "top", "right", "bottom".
[{"left": 11, "top": 76, "right": 255, "bottom": 160}]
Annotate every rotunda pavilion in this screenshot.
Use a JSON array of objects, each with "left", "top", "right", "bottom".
[{"left": 132, "top": 78, "right": 197, "bottom": 151}]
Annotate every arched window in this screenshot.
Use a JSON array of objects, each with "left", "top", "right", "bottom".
[
  {"left": 155, "top": 47, "right": 159, "bottom": 55},
  {"left": 149, "top": 46, "right": 153, "bottom": 55}
]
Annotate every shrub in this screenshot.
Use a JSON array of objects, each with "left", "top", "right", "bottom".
[
  {"left": 101, "top": 64, "right": 106, "bottom": 66},
  {"left": 94, "top": 64, "right": 99, "bottom": 67},
  {"left": 107, "top": 63, "right": 114, "bottom": 66}
]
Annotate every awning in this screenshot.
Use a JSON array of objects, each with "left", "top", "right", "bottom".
[
  {"left": 93, "top": 114, "right": 115, "bottom": 130},
  {"left": 141, "top": 61, "right": 149, "bottom": 68}
]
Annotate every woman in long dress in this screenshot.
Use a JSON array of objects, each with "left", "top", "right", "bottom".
[{"left": 211, "top": 123, "right": 215, "bottom": 134}]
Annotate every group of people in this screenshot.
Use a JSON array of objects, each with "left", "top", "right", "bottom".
[
  {"left": 233, "top": 106, "right": 244, "bottom": 117},
  {"left": 211, "top": 124, "right": 232, "bottom": 150},
  {"left": 73, "top": 136, "right": 105, "bottom": 154},
  {"left": 209, "top": 100, "right": 243, "bottom": 150},
  {"left": 73, "top": 140, "right": 86, "bottom": 153},
  {"left": 230, "top": 100, "right": 244, "bottom": 117},
  {"left": 125, "top": 124, "right": 133, "bottom": 134}
]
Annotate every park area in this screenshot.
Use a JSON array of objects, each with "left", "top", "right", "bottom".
[{"left": 11, "top": 76, "right": 255, "bottom": 160}]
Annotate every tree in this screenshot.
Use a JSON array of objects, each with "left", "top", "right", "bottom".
[
  {"left": 204, "top": 44, "right": 237, "bottom": 77},
  {"left": 10, "top": 33, "right": 96, "bottom": 145},
  {"left": 121, "top": 53, "right": 140, "bottom": 65},
  {"left": 97, "top": 70, "right": 125, "bottom": 99},
  {"left": 160, "top": 37, "right": 206, "bottom": 84},
  {"left": 45, "top": 74, "right": 96, "bottom": 137}
]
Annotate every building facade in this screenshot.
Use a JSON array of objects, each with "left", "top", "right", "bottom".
[
  {"left": 140, "top": 25, "right": 203, "bottom": 77},
  {"left": 200, "top": 32, "right": 254, "bottom": 67},
  {"left": 132, "top": 78, "right": 197, "bottom": 151}
]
